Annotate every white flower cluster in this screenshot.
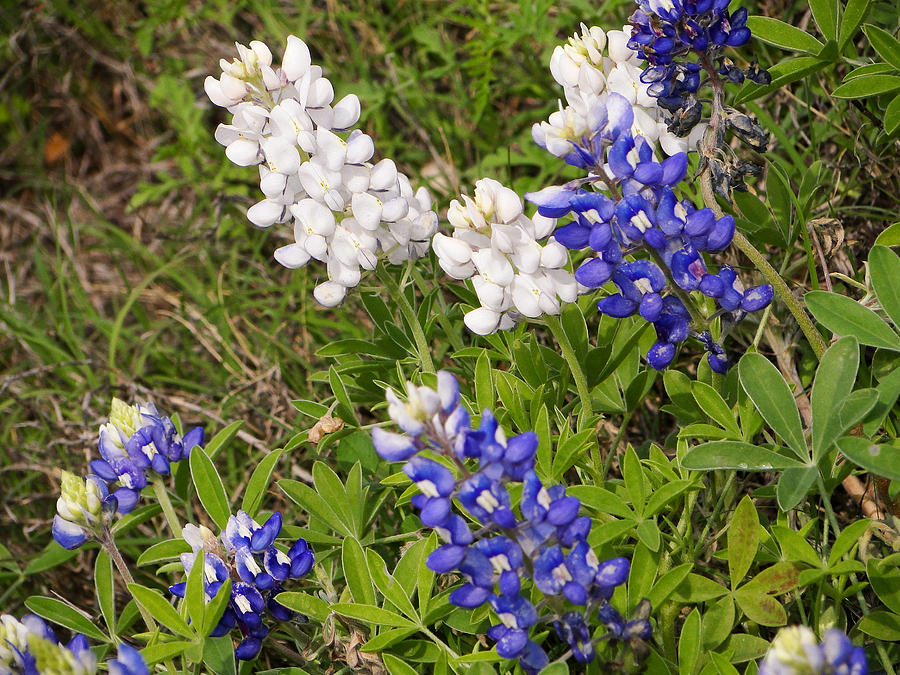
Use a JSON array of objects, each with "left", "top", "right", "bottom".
[
  {"left": 205, "top": 37, "right": 438, "bottom": 307},
  {"left": 535, "top": 24, "right": 705, "bottom": 157},
  {"left": 432, "top": 178, "right": 579, "bottom": 335}
]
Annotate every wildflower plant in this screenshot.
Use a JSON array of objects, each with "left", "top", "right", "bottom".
[{"left": 11, "top": 0, "right": 900, "bottom": 674}]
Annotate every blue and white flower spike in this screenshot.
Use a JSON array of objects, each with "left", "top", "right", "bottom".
[
  {"left": 757, "top": 626, "right": 868, "bottom": 675},
  {"left": 53, "top": 471, "right": 116, "bottom": 550},
  {"left": 372, "top": 371, "right": 650, "bottom": 672},
  {"left": 0, "top": 614, "right": 99, "bottom": 674},
  {"left": 169, "top": 514, "right": 315, "bottom": 661}
]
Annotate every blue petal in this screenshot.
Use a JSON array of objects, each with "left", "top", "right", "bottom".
[
  {"left": 597, "top": 294, "right": 637, "bottom": 318},
  {"left": 647, "top": 342, "right": 676, "bottom": 370},
  {"left": 740, "top": 284, "right": 774, "bottom": 312},
  {"left": 575, "top": 258, "right": 615, "bottom": 288},
  {"left": 52, "top": 515, "right": 86, "bottom": 549},
  {"left": 554, "top": 221, "right": 592, "bottom": 249},
  {"left": 450, "top": 583, "right": 491, "bottom": 608},
  {"left": 371, "top": 427, "right": 418, "bottom": 462},
  {"left": 427, "top": 544, "right": 467, "bottom": 573},
  {"left": 250, "top": 512, "right": 282, "bottom": 551}
]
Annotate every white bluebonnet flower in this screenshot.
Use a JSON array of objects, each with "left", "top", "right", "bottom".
[
  {"left": 432, "top": 178, "right": 580, "bottom": 335},
  {"left": 169, "top": 512, "right": 314, "bottom": 661},
  {"left": 757, "top": 626, "right": 867, "bottom": 675},
  {"left": 206, "top": 36, "right": 438, "bottom": 307},
  {"left": 0, "top": 614, "right": 97, "bottom": 674}
]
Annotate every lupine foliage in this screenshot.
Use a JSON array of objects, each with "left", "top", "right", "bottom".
[{"left": 3, "top": 0, "right": 900, "bottom": 674}]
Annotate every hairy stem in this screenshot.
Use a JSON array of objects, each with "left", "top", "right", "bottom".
[
  {"left": 544, "top": 314, "right": 592, "bottom": 429},
  {"left": 101, "top": 529, "right": 157, "bottom": 632}
]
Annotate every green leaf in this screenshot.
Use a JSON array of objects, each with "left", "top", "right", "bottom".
[
  {"left": 94, "top": 549, "right": 115, "bottom": 635},
  {"left": 870, "top": 246, "right": 900, "bottom": 330},
  {"left": 202, "top": 635, "right": 236, "bottom": 675},
  {"left": 811, "top": 337, "right": 860, "bottom": 461},
  {"left": 361, "top": 627, "right": 420, "bottom": 652},
  {"left": 734, "top": 56, "right": 826, "bottom": 104},
  {"left": 636, "top": 519, "right": 661, "bottom": 552},
  {"left": 733, "top": 587, "right": 787, "bottom": 626},
  {"left": 703, "top": 596, "right": 736, "bottom": 650},
  {"left": 772, "top": 525, "right": 821, "bottom": 567},
  {"left": 858, "top": 611, "right": 900, "bottom": 641},
  {"left": 25, "top": 596, "right": 107, "bottom": 642},
  {"left": 867, "top": 559, "right": 900, "bottom": 614},
  {"left": 623, "top": 445, "right": 646, "bottom": 517},
  {"left": 710, "top": 651, "right": 741, "bottom": 675},
  {"left": 806, "top": 290, "right": 900, "bottom": 350},
  {"left": 832, "top": 74, "right": 900, "bottom": 98},
  {"left": 829, "top": 518, "right": 871, "bottom": 566},
  {"left": 189, "top": 445, "right": 231, "bottom": 529},
  {"left": 739, "top": 353, "right": 807, "bottom": 461},
  {"left": 746, "top": 16, "right": 825, "bottom": 53},
  {"left": 279, "top": 479, "right": 351, "bottom": 536},
  {"left": 202, "top": 578, "right": 232, "bottom": 637},
  {"left": 728, "top": 496, "right": 760, "bottom": 587},
  {"left": 839, "top": 0, "right": 871, "bottom": 48},
  {"left": 186, "top": 550, "right": 207, "bottom": 631},
  {"left": 383, "top": 653, "right": 419, "bottom": 675},
  {"left": 136, "top": 539, "right": 192, "bottom": 567},
  {"left": 475, "top": 350, "right": 494, "bottom": 413},
  {"left": 204, "top": 420, "right": 243, "bottom": 460},
  {"left": 329, "top": 366, "right": 359, "bottom": 424},
  {"left": 838, "top": 437, "right": 900, "bottom": 481},
  {"left": 312, "top": 461, "right": 353, "bottom": 532},
  {"left": 776, "top": 466, "right": 818, "bottom": 511},
  {"left": 366, "top": 549, "right": 418, "bottom": 620},
  {"left": 691, "top": 381, "right": 741, "bottom": 438},
  {"left": 127, "top": 583, "right": 193, "bottom": 638},
  {"left": 679, "top": 609, "right": 702, "bottom": 675},
  {"left": 809, "top": 0, "right": 838, "bottom": 39},
  {"left": 645, "top": 480, "right": 699, "bottom": 517},
  {"left": 863, "top": 25, "right": 900, "bottom": 70},
  {"left": 672, "top": 573, "right": 729, "bottom": 603},
  {"left": 330, "top": 602, "right": 417, "bottom": 628},
  {"left": 24, "top": 542, "right": 79, "bottom": 575},
  {"left": 343, "top": 537, "right": 376, "bottom": 605},
  {"left": 885, "top": 92, "right": 900, "bottom": 135},
  {"left": 647, "top": 563, "right": 693, "bottom": 609},
  {"left": 141, "top": 641, "right": 194, "bottom": 666},
  {"left": 276, "top": 592, "right": 331, "bottom": 622},
  {"left": 241, "top": 448, "right": 284, "bottom": 517},
  {"left": 875, "top": 221, "right": 900, "bottom": 246},
  {"left": 682, "top": 441, "right": 807, "bottom": 471}
]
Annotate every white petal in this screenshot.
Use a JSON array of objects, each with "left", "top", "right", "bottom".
[
  {"left": 249, "top": 40, "right": 272, "bottom": 67},
  {"left": 291, "top": 198, "right": 336, "bottom": 236},
  {"left": 511, "top": 276, "right": 543, "bottom": 317},
  {"left": 308, "top": 77, "right": 334, "bottom": 108},
  {"left": 370, "top": 159, "right": 398, "bottom": 190},
  {"left": 381, "top": 197, "right": 409, "bottom": 222},
  {"left": 225, "top": 138, "right": 261, "bottom": 166},
  {"left": 282, "top": 36, "right": 311, "bottom": 81},
  {"left": 205, "top": 76, "right": 233, "bottom": 107},
  {"left": 472, "top": 276, "right": 507, "bottom": 311},
  {"left": 220, "top": 72, "right": 248, "bottom": 101},
  {"left": 247, "top": 199, "right": 285, "bottom": 227},
  {"left": 432, "top": 233, "right": 473, "bottom": 266},
  {"left": 342, "top": 164, "right": 371, "bottom": 194},
  {"left": 471, "top": 248, "right": 514, "bottom": 287},
  {"left": 274, "top": 243, "right": 311, "bottom": 268},
  {"left": 316, "top": 128, "right": 347, "bottom": 171},
  {"left": 352, "top": 192, "right": 383, "bottom": 230},
  {"left": 313, "top": 281, "right": 347, "bottom": 307},
  {"left": 540, "top": 239, "right": 569, "bottom": 268},
  {"left": 305, "top": 233, "right": 328, "bottom": 260},
  {"left": 345, "top": 131, "right": 374, "bottom": 164},
  {"left": 332, "top": 94, "right": 361, "bottom": 129},
  {"left": 493, "top": 185, "right": 523, "bottom": 223},
  {"left": 464, "top": 307, "right": 502, "bottom": 335}
]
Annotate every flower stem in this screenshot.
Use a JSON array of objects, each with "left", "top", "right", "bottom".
[
  {"left": 697, "top": 56, "right": 826, "bottom": 360},
  {"left": 544, "top": 314, "right": 592, "bottom": 428},
  {"left": 152, "top": 478, "right": 181, "bottom": 537},
  {"left": 377, "top": 265, "right": 435, "bottom": 373},
  {"left": 701, "top": 170, "right": 826, "bottom": 359},
  {"left": 100, "top": 529, "right": 157, "bottom": 633}
]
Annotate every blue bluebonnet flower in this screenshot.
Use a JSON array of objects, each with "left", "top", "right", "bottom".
[
  {"left": 90, "top": 398, "right": 204, "bottom": 515},
  {"left": 372, "top": 372, "right": 650, "bottom": 672},
  {"left": 169, "top": 514, "right": 314, "bottom": 661},
  {"left": 53, "top": 472, "right": 117, "bottom": 550},
  {"left": 527, "top": 90, "right": 772, "bottom": 372},
  {"left": 757, "top": 626, "right": 867, "bottom": 675},
  {"left": 107, "top": 644, "right": 150, "bottom": 675},
  {"left": 0, "top": 614, "right": 100, "bottom": 674}
]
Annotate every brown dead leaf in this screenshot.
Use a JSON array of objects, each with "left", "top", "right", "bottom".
[
  {"left": 308, "top": 415, "right": 344, "bottom": 443},
  {"left": 44, "top": 132, "right": 70, "bottom": 164}
]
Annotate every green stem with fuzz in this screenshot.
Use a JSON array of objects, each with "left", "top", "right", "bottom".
[
  {"left": 544, "top": 314, "right": 592, "bottom": 429},
  {"left": 377, "top": 265, "right": 435, "bottom": 373},
  {"left": 100, "top": 529, "right": 157, "bottom": 632}
]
